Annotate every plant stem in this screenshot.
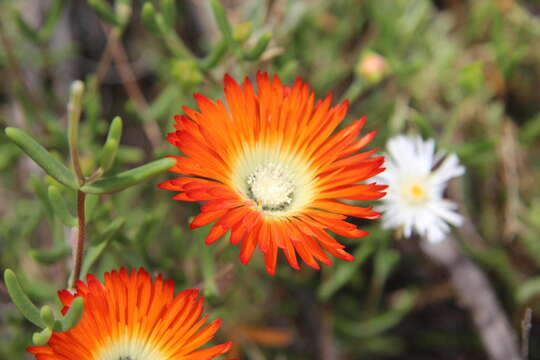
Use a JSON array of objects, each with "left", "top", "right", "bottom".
[
  {"left": 67, "top": 81, "right": 85, "bottom": 184},
  {"left": 70, "top": 190, "right": 86, "bottom": 288}
]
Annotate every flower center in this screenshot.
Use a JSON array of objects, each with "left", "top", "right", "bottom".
[
  {"left": 403, "top": 181, "right": 428, "bottom": 204},
  {"left": 246, "top": 163, "right": 295, "bottom": 211},
  {"left": 95, "top": 335, "right": 167, "bottom": 360}
]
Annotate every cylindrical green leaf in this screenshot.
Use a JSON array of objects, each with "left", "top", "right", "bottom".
[
  {"left": 107, "top": 116, "right": 123, "bottom": 142},
  {"left": 199, "top": 39, "right": 229, "bottom": 71},
  {"left": 142, "top": 2, "right": 161, "bottom": 36},
  {"left": 85, "top": 194, "right": 100, "bottom": 222},
  {"left": 80, "top": 157, "right": 176, "bottom": 194},
  {"left": 520, "top": 114, "right": 540, "bottom": 145},
  {"left": 114, "top": 0, "right": 132, "bottom": 27},
  {"left": 161, "top": 0, "right": 176, "bottom": 29},
  {"left": 99, "top": 139, "right": 119, "bottom": 173},
  {"left": 32, "top": 327, "right": 52, "bottom": 345},
  {"left": 48, "top": 186, "right": 78, "bottom": 227},
  {"left": 88, "top": 0, "right": 122, "bottom": 26},
  {"left": 233, "top": 22, "right": 253, "bottom": 43},
  {"left": 3, "top": 269, "right": 44, "bottom": 328},
  {"left": 31, "top": 218, "right": 69, "bottom": 265},
  {"left": 15, "top": 12, "right": 40, "bottom": 42},
  {"left": 31, "top": 246, "right": 69, "bottom": 265},
  {"left": 5, "top": 127, "right": 78, "bottom": 189},
  {"left": 39, "top": 0, "right": 64, "bottom": 41},
  {"left": 99, "top": 116, "right": 123, "bottom": 172},
  {"left": 242, "top": 32, "right": 272, "bottom": 61},
  {"left": 210, "top": 0, "right": 233, "bottom": 42},
  {"left": 201, "top": 243, "right": 218, "bottom": 297},
  {"left": 40, "top": 306, "right": 56, "bottom": 329},
  {"left": 59, "top": 297, "right": 84, "bottom": 331},
  {"left": 155, "top": 14, "right": 194, "bottom": 59},
  {"left": 81, "top": 218, "right": 125, "bottom": 278}
]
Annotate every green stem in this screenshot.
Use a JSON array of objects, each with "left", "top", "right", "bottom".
[{"left": 70, "top": 191, "right": 86, "bottom": 288}]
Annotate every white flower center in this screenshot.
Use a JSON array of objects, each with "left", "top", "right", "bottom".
[
  {"left": 402, "top": 180, "right": 428, "bottom": 205},
  {"left": 247, "top": 163, "right": 295, "bottom": 211}
]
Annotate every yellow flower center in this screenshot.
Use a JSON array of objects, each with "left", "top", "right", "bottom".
[{"left": 403, "top": 181, "right": 428, "bottom": 204}]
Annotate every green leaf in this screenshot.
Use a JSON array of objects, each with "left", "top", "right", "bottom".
[
  {"left": 80, "top": 158, "right": 176, "bottom": 194},
  {"left": 5, "top": 127, "right": 78, "bottom": 189},
  {"left": 520, "top": 113, "right": 540, "bottom": 145},
  {"left": 210, "top": 0, "right": 233, "bottom": 42},
  {"left": 337, "top": 290, "right": 416, "bottom": 337},
  {"left": 114, "top": 0, "right": 132, "bottom": 27},
  {"left": 99, "top": 139, "right": 119, "bottom": 172},
  {"left": 81, "top": 218, "right": 125, "bottom": 278},
  {"left": 31, "top": 218, "right": 70, "bottom": 265},
  {"left": 31, "top": 246, "right": 69, "bottom": 265},
  {"left": 40, "top": 306, "right": 56, "bottom": 329},
  {"left": 3, "top": 269, "right": 44, "bottom": 328},
  {"left": 15, "top": 12, "right": 41, "bottom": 42},
  {"left": 85, "top": 194, "right": 100, "bottom": 223},
  {"left": 107, "top": 116, "right": 123, "bottom": 142},
  {"left": 39, "top": 0, "right": 65, "bottom": 41},
  {"left": 201, "top": 242, "right": 218, "bottom": 297},
  {"left": 374, "top": 248, "right": 400, "bottom": 286},
  {"left": 517, "top": 277, "right": 540, "bottom": 304},
  {"left": 318, "top": 241, "right": 375, "bottom": 301},
  {"left": 161, "top": 0, "right": 176, "bottom": 29},
  {"left": 99, "top": 116, "right": 123, "bottom": 172},
  {"left": 58, "top": 297, "right": 84, "bottom": 331},
  {"left": 31, "top": 176, "right": 54, "bottom": 218},
  {"left": 32, "top": 328, "right": 52, "bottom": 345},
  {"left": 48, "top": 186, "right": 78, "bottom": 227},
  {"left": 233, "top": 22, "right": 253, "bottom": 43},
  {"left": 242, "top": 32, "right": 272, "bottom": 61},
  {"left": 142, "top": 2, "right": 161, "bottom": 36},
  {"left": 88, "top": 0, "right": 122, "bottom": 27},
  {"left": 199, "top": 39, "right": 229, "bottom": 71}
]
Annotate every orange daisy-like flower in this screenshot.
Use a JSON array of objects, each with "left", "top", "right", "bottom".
[
  {"left": 160, "top": 73, "right": 386, "bottom": 275},
  {"left": 28, "top": 268, "right": 231, "bottom": 360}
]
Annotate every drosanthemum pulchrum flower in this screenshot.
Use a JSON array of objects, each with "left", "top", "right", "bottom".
[
  {"left": 160, "top": 72, "right": 386, "bottom": 274},
  {"left": 375, "top": 135, "right": 466, "bottom": 242},
  {"left": 27, "top": 268, "right": 232, "bottom": 360}
]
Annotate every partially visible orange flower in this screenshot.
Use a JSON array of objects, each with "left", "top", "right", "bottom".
[
  {"left": 28, "top": 268, "right": 231, "bottom": 360},
  {"left": 160, "top": 72, "right": 386, "bottom": 274}
]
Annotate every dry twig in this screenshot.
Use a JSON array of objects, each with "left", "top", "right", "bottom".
[{"left": 421, "top": 236, "right": 522, "bottom": 360}]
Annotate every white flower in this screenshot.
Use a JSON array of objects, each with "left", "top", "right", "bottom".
[{"left": 375, "top": 135, "right": 465, "bottom": 242}]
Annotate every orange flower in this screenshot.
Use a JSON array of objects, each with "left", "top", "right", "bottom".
[
  {"left": 160, "top": 73, "right": 386, "bottom": 274},
  {"left": 28, "top": 268, "right": 231, "bottom": 360}
]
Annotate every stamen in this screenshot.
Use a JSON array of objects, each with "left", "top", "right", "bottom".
[
  {"left": 246, "top": 163, "right": 295, "bottom": 211},
  {"left": 402, "top": 180, "right": 428, "bottom": 204}
]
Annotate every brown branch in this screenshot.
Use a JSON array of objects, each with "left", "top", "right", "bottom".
[
  {"left": 521, "top": 308, "right": 532, "bottom": 360},
  {"left": 108, "top": 32, "right": 162, "bottom": 149},
  {"left": 94, "top": 28, "right": 120, "bottom": 87},
  {"left": 421, "top": 236, "right": 522, "bottom": 360}
]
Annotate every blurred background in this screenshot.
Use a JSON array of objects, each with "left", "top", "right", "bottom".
[{"left": 1, "top": 0, "right": 540, "bottom": 359}]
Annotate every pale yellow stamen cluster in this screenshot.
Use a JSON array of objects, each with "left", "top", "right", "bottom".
[
  {"left": 402, "top": 181, "right": 428, "bottom": 205},
  {"left": 247, "top": 163, "right": 295, "bottom": 210}
]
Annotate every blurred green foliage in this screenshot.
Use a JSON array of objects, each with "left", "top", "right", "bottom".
[{"left": 1, "top": 0, "right": 540, "bottom": 359}]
